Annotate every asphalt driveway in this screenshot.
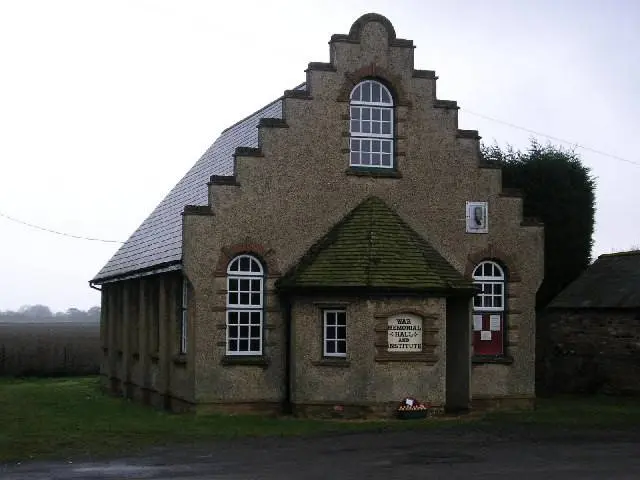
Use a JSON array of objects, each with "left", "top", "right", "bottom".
[{"left": 3, "top": 425, "right": 640, "bottom": 479}]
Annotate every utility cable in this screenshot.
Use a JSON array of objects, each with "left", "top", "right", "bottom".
[
  {"left": 1, "top": 110, "right": 637, "bottom": 244},
  {"left": 0, "top": 211, "right": 124, "bottom": 243},
  {"left": 463, "top": 109, "right": 640, "bottom": 168}
]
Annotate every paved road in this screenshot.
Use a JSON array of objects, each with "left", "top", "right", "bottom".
[{"left": 3, "top": 426, "right": 640, "bottom": 479}]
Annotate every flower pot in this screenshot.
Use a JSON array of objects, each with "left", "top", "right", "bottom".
[{"left": 396, "top": 409, "right": 428, "bottom": 420}]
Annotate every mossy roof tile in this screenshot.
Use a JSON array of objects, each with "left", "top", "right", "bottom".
[{"left": 278, "top": 196, "right": 475, "bottom": 294}]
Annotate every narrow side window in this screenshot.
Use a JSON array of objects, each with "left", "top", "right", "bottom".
[
  {"left": 323, "top": 309, "right": 347, "bottom": 358},
  {"left": 226, "top": 255, "right": 264, "bottom": 356}
]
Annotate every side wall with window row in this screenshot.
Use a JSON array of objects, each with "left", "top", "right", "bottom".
[{"left": 100, "top": 272, "right": 193, "bottom": 410}]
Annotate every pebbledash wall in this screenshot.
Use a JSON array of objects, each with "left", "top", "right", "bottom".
[{"left": 96, "top": 13, "right": 544, "bottom": 415}]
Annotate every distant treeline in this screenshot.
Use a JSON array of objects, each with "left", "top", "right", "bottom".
[{"left": 0, "top": 305, "right": 100, "bottom": 323}]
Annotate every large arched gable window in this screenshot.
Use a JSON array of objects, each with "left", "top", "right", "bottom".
[
  {"left": 472, "top": 260, "right": 506, "bottom": 356},
  {"left": 349, "top": 79, "right": 394, "bottom": 169},
  {"left": 226, "top": 254, "right": 264, "bottom": 356}
]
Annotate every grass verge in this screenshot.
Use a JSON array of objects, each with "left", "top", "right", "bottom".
[
  {"left": 1, "top": 376, "right": 639, "bottom": 462},
  {"left": 483, "top": 394, "right": 640, "bottom": 427},
  {"left": 0, "top": 376, "right": 461, "bottom": 462}
]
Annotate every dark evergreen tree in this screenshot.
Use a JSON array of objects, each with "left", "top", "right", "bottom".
[{"left": 482, "top": 140, "right": 596, "bottom": 310}]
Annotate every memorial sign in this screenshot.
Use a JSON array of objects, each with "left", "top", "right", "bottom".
[{"left": 387, "top": 314, "right": 422, "bottom": 352}]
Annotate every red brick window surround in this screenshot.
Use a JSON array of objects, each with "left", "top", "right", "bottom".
[
  {"left": 226, "top": 255, "right": 264, "bottom": 356},
  {"left": 349, "top": 79, "right": 394, "bottom": 169},
  {"left": 472, "top": 260, "right": 505, "bottom": 356}
]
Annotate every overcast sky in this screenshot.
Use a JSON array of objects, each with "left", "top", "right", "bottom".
[{"left": 1, "top": 0, "right": 638, "bottom": 312}]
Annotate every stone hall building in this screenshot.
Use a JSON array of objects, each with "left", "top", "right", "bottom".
[{"left": 90, "top": 13, "right": 544, "bottom": 416}]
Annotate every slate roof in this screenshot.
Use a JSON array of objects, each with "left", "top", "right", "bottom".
[
  {"left": 549, "top": 250, "right": 640, "bottom": 309},
  {"left": 277, "top": 196, "right": 476, "bottom": 294},
  {"left": 92, "top": 86, "right": 305, "bottom": 283}
]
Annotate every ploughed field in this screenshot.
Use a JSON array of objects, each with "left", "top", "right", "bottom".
[{"left": 0, "top": 321, "right": 100, "bottom": 376}]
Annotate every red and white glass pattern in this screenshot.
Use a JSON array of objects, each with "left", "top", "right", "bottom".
[{"left": 472, "top": 261, "right": 505, "bottom": 356}]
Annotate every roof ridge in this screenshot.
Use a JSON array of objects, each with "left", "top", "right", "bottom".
[{"left": 599, "top": 250, "right": 640, "bottom": 258}]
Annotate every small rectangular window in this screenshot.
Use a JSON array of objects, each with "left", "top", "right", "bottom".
[
  {"left": 323, "top": 310, "right": 347, "bottom": 358},
  {"left": 180, "top": 276, "right": 188, "bottom": 354},
  {"left": 149, "top": 279, "right": 160, "bottom": 354}
]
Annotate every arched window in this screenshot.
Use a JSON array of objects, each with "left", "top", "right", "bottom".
[
  {"left": 226, "top": 255, "right": 264, "bottom": 355},
  {"left": 472, "top": 261, "right": 505, "bottom": 356},
  {"left": 349, "top": 79, "right": 394, "bottom": 169}
]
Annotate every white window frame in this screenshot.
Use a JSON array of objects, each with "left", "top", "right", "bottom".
[
  {"left": 349, "top": 79, "right": 394, "bottom": 169},
  {"left": 226, "top": 255, "right": 264, "bottom": 356},
  {"left": 180, "top": 276, "right": 188, "bottom": 354},
  {"left": 472, "top": 261, "right": 505, "bottom": 312},
  {"left": 323, "top": 309, "right": 347, "bottom": 358}
]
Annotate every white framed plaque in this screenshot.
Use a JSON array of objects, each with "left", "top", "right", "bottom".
[
  {"left": 387, "top": 313, "right": 423, "bottom": 352},
  {"left": 466, "top": 201, "right": 489, "bottom": 234}
]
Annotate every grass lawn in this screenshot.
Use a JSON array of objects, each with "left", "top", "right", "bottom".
[
  {"left": 1, "top": 376, "right": 639, "bottom": 463},
  {"left": 483, "top": 394, "right": 640, "bottom": 427}
]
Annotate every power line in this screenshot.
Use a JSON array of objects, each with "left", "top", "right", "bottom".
[
  {"left": 463, "top": 109, "right": 640, "bottom": 168},
  {"left": 0, "top": 211, "right": 124, "bottom": 244},
  {"left": 1, "top": 111, "right": 636, "bottom": 245}
]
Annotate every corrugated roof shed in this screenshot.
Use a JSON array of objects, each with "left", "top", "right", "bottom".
[
  {"left": 549, "top": 250, "right": 640, "bottom": 309},
  {"left": 92, "top": 86, "right": 304, "bottom": 284},
  {"left": 277, "top": 196, "right": 475, "bottom": 294}
]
